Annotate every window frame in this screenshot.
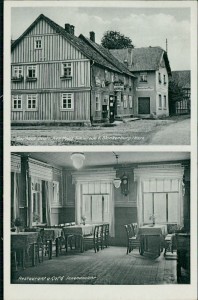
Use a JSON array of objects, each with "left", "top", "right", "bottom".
[
  {"left": 27, "top": 65, "right": 37, "bottom": 80},
  {"left": 35, "top": 39, "right": 42, "bottom": 49},
  {"left": 129, "top": 95, "right": 133, "bottom": 109},
  {"left": 158, "top": 72, "right": 161, "bottom": 84},
  {"left": 61, "top": 93, "right": 74, "bottom": 111},
  {"left": 163, "top": 74, "right": 166, "bottom": 85},
  {"left": 12, "top": 66, "right": 23, "bottom": 79},
  {"left": 158, "top": 94, "right": 162, "bottom": 109},
  {"left": 61, "top": 62, "right": 73, "bottom": 79},
  {"left": 95, "top": 94, "right": 101, "bottom": 112},
  {"left": 123, "top": 95, "right": 128, "bottom": 109},
  {"left": 164, "top": 95, "right": 167, "bottom": 109},
  {"left": 12, "top": 95, "right": 23, "bottom": 110},
  {"left": 139, "top": 72, "right": 148, "bottom": 83},
  {"left": 26, "top": 94, "right": 38, "bottom": 111}
]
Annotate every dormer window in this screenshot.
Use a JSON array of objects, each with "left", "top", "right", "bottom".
[
  {"left": 26, "top": 65, "right": 37, "bottom": 81},
  {"left": 61, "top": 62, "right": 73, "bottom": 79},
  {"left": 140, "top": 72, "right": 147, "bottom": 82},
  {"left": 35, "top": 39, "right": 42, "bottom": 49}
]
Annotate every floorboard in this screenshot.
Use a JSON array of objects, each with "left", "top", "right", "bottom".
[{"left": 11, "top": 247, "right": 178, "bottom": 285}]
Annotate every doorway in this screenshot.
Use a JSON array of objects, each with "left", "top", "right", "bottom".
[{"left": 138, "top": 97, "right": 150, "bottom": 114}]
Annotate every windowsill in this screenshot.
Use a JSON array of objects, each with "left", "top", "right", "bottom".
[
  {"left": 60, "top": 76, "right": 72, "bottom": 80},
  {"left": 26, "top": 109, "right": 38, "bottom": 112},
  {"left": 60, "top": 109, "right": 74, "bottom": 111},
  {"left": 158, "top": 107, "right": 162, "bottom": 110},
  {"left": 26, "top": 77, "right": 37, "bottom": 82},
  {"left": 12, "top": 109, "right": 23, "bottom": 111},
  {"left": 11, "top": 77, "right": 24, "bottom": 82}
]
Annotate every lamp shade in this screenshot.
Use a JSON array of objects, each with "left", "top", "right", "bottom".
[
  {"left": 113, "top": 178, "right": 121, "bottom": 188},
  {"left": 71, "top": 153, "right": 85, "bottom": 169}
]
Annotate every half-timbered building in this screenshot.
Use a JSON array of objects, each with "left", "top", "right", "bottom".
[{"left": 11, "top": 14, "right": 136, "bottom": 125}]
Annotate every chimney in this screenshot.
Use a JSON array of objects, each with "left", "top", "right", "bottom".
[
  {"left": 65, "top": 24, "right": 75, "bottom": 35},
  {"left": 65, "top": 23, "right": 70, "bottom": 33},
  {"left": 70, "top": 25, "right": 75, "bottom": 35},
  {"left": 90, "top": 31, "right": 95, "bottom": 42}
]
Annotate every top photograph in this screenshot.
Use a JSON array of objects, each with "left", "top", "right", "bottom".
[{"left": 10, "top": 5, "right": 192, "bottom": 146}]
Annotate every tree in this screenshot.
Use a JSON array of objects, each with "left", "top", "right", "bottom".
[
  {"left": 101, "top": 30, "right": 134, "bottom": 49},
  {"left": 168, "top": 80, "right": 185, "bottom": 115}
]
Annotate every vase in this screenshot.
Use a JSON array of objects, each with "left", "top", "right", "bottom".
[
  {"left": 16, "top": 226, "right": 20, "bottom": 233},
  {"left": 83, "top": 220, "right": 86, "bottom": 225}
]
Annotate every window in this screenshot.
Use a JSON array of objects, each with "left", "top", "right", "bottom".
[
  {"left": 61, "top": 93, "right": 74, "bottom": 110},
  {"left": 32, "top": 180, "right": 42, "bottom": 225},
  {"left": 27, "top": 65, "right": 37, "bottom": 79},
  {"left": 140, "top": 72, "right": 147, "bottom": 82},
  {"left": 12, "top": 66, "right": 23, "bottom": 79},
  {"left": 95, "top": 95, "right": 101, "bottom": 111},
  {"left": 35, "top": 39, "right": 42, "bottom": 49},
  {"left": 123, "top": 95, "right": 128, "bottom": 108},
  {"left": 12, "top": 95, "right": 22, "bottom": 110},
  {"left": 62, "top": 62, "right": 72, "bottom": 78},
  {"left": 129, "top": 95, "right": 133, "bottom": 109},
  {"left": 158, "top": 94, "right": 162, "bottom": 109},
  {"left": 163, "top": 74, "right": 166, "bottom": 84},
  {"left": 164, "top": 95, "right": 167, "bottom": 109},
  {"left": 52, "top": 181, "right": 60, "bottom": 206},
  {"left": 158, "top": 72, "right": 161, "bottom": 83},
  {"left": 27, "top": 94, "right": 37, "bottom": 110}
]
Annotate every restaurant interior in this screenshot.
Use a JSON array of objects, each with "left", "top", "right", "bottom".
[{"left": 10, "top": 151, "right": 191, "bottom": 285}]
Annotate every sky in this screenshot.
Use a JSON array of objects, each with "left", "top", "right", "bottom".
[{"left": 11, "top": 6, "right": 191, "bottom": 71}]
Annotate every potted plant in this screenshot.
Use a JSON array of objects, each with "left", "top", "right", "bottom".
[
  {"left": 13, "top": 217, "right": 23, "bottom": 233},
  {"left": 81, "top": 215, "right": 87, "bottom": 225},
  {"left": 149, "top": 214, "right": 156, "bottom": 226}
]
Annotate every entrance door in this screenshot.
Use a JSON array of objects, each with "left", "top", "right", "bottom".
[
  {"left": 138, "top": 97, "right": 150, "bottom": 114},
  {"left": 109, "top": 95, "right": 115, "bottom": 123}
]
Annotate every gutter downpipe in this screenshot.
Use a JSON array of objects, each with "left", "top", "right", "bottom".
[{"left": 90, "top": 60, "right": 95, "bottom": 125}]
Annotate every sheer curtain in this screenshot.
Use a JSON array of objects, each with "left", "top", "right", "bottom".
[
  {"left": 13, "top": 172, "right": 20, "bottom": 220},
  {"left": 45, "top": 181, "right": 53, "bottom": 226}
]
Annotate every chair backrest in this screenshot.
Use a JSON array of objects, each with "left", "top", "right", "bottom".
[
  {"left": 103, "top": 223, "right": 110, "bottom": 237},
  {"left": 124, "top": 224, "right": 132, "bottom": 239},
  {"left": 167, "top": 224, "right": 182, "bottom": 234}
]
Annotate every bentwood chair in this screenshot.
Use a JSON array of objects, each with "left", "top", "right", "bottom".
[
  {"left": 164, "top": 224, "right": 184, "bottom": 256},
  {"left": 83, "top": 225, "right": 100, "bottom": 252},
  {"left": 103, "top": 224, "right": 110, "bottom": 248},
  {"left": 124, "top": 224, "right": 139, "bottom": 254}
]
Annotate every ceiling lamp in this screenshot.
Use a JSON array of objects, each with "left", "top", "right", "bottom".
[
  {"left": 71, "top": 153, "right": 85, "bottom": 169},
  {"left": 113, "top": 152, "right": 121, "bottom": 188}
]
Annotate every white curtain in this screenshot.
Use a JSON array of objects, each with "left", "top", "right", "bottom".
[
  {"left": 13, "top": 172, "right": 20, "bottom": 220},
  {"left": 136, "top": 179, "right": 143, "bottom": 227},
  {"left": 45, "top": 181, "right": 52, "bottom": 226}
]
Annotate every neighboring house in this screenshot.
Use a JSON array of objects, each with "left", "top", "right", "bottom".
[
  {"left": 169, "top": 70, "right": 191, "bottom": 115},
  {"left": 111, "top": 47, "right": 171, "bottom": 118},
  {"left": 11, "top": 14, "right": 136, "bottom": 125}
]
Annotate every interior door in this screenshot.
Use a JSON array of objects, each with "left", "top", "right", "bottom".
[{"left": 138, "top": 97, "right": 150, "bottom": 114}]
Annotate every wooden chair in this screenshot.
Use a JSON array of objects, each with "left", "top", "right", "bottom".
[
  {"left": 176, "top": 233, "right": 190, "bottom": 283},
  {"left": 124, "top": 224, "right": 139, "bottom": 254},
  {"left": 83, "top": 225, "right": 100, "bottom": 252},
  {"left": 24, "top": 228, "right": 44, "bottom": 265},
  {"left": 103, "top": 224, "right": 110, "bottom": 248},
  {"left": 164, "top": 224, "right": 183, "bottom": 256}
]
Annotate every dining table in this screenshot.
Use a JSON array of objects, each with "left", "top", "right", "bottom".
[
  {"left": 138, "top": 224, "right": 167, "bottom": 256},
  {"left": 63, "top": 224, "right": 94, "bottom": 252},
  {"left": 11, "top": 232, "right": 39, "bottom": 269},
  {"left": 43, "top": 228, "right": 63, "bottom": 258}
]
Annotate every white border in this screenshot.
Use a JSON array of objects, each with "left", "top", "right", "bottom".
[{"left": 4, "top": 1, "right": 197, "bottom": 300}]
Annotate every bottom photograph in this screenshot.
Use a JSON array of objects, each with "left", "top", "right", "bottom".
[{"left": 10, "top": 151, "right": 190, "bottom": 285}]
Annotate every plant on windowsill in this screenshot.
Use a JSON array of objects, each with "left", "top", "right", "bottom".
[
  {"left": 33, "top": 213, "right": 40, "bottom": 225},
  {"left": 13, "top": 217, "right": 23, "bottom": 233},
  {"left": 81, "top": 215, "right": 87, "bottom": 225},
  {"left": 149, "top": 214, "right": 156, "bottom": 226},
  {"left": 11, "top": 75, "right": 24, "bottom": 82}
]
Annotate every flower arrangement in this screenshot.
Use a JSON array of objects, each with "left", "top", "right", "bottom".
[
  {"left": 14, "top": 217, "right": 22, "bottom": 227},
  {"left": 149, "top": 214, "right": 156, "bottom": 225},
  {"left": 33, "top": 213, "right": 40, "bottom": 223},
  {"left": 81, "top": 215, "right": 86, "bottom": 225}
]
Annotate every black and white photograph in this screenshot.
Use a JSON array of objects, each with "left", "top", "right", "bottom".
[
  {"left": 9, "top": 4, "right": 193, "bottom": 145},
  {"left": 10, "top": 151, "right": 190, "bottom": 285},
  {"left": 3, "top": 1, "right": 197, "bottom": 300}
]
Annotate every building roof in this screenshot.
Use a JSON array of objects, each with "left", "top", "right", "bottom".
[
  {"left": 11, "top": 14, "right": 134, "bottom": 77},
  {"left": 79, "top": 35, "right": 136, "bottom": 78},
  {"left": 110, "top": 47, "right": 171, "bottom": 75},
  {"left": 170, "top": 71, "right": 191, "bottom": 89}
]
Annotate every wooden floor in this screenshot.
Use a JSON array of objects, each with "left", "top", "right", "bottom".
[{"left": 11, "top": 247, "right": 177, "bottom": 285}]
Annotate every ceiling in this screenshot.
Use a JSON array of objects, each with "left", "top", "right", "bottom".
[{"left": 17, "top": 151, "right": 190, "bottom": 169}]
